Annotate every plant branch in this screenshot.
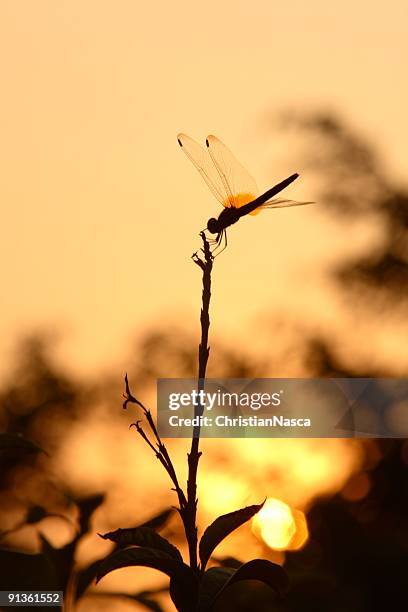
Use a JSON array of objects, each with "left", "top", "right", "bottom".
[
  {"left": 187, "top": 232, "right": 213, "bottom": 571},
  {"left": 122, "top": 231, "right": 213, "bottom": 574},
  {"left": 124, "top": 377, "right": 187, "bottom": 512}
]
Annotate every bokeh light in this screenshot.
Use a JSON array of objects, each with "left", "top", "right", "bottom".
[{"left": 252, "top": 497, "right": 308, "bottom": 551}]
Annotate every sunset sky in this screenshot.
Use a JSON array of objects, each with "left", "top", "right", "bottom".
[{"left": 0, "top": 0, "right": 407, "bottom": 375}]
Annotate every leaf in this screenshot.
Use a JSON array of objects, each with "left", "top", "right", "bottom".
[
  {"left": 141, "top": 508, "right": 174, "bottom": 530},
  {"left": 84, "top": 590, "right": 166, "bottom": 612},
  {"left": 77, "top": 494, "right": 105, "bottom": 535},
  {"left": 198, "top": 567, "right": 235, "bottom": 611},
  {"left": 26, "top": 505, "right": 48, "bottom": 524},
  {"left": 213, "top": 556, "right": 242, "bottom": 569},
  {"left": 39, "top": 534, "right": 74, "bottom": 588},
  {"left": 0, "top": 432, "right": 44, "bottom": 454},
  {"left": 96, "top": 547, "right": 179, "bottom": 583},
  {"left": 96, "top": 547, "right": 198, "bottom": 612},
  {"left": 218, "top": 559, "right": 289, "bottom": 600},
  {"left": 198, "top": 559, "right": 289, "bottom": 611},
  {"left": 128, "top": 588, "right": 168, "bottom": 612},
  {"left": 75, "top": 559, "right": 102, "bottom": 599},
  {"left": 0, "top": 547, "right": 59, "bottom": 591},
  {"left": 99, "top": 526, "right": 182, "bottom": 562},
  {"left": 199, "top": 500, "right": 264, "bottom": 570},
  {"left": 170, "top": 574, "right": 200, "bottom": 612},
  {"left": 131, "top": 594, "right": 164, "bottom": 612}
]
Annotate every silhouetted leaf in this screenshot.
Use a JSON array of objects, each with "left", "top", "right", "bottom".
[
  {"left": 96, "top": 546, "right": 193, "bottom": 583},
  {"left": 97, "top": 547, "right": 198, "bottom": 612},
  {"left": 141, "top": 508, "right": 174, "bottom": 530},
  {"left": 77, "top": 494, "right": 105, "bottom": 535},
  {"left": 198, "top": 559, "right": 288, "bottom": 611},
  {"left": 132, "top": 594, "right": 164, "bottom": 612},
  {"left": 199, "top": 500, "right": 264, "bottom": 570},
  {"left": 0, "top": 547, "right": 58, "bottom": 590},
  {"left": 39, "top": 534, "right": 74, "bottom": 588},
  {"left": 0, "top": 432, "right": 44, "bottom": 454},
  {"left": 85, "top": 590, "right": 166, "bottom": 612},
  {"left": 213, "top": 556, "right": 242, "bottom": 568},
  {"left": 198, "top": 567, "right": 235, "bottom": 611},
  {"left": 127, "top": 588, "right": 168, "bottom": 612},
  {"left": 99, "top": 526, "right": 182, "bottom": 562},
  {"left": 26, "top": 505, "right": 48, "bottom": 524},
  {"left": 219, "top": 559, "right": 289, "bottom": 599},
  {"left": 75, "top": 559, "right": 104, "bottom": 599},
  {"left": 169, "top": 572, "right": 201, "bottom": 612}
]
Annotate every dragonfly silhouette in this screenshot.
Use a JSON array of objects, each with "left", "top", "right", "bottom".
[{"left": 178, "top": 133, "right": 312, "bottom": 253}]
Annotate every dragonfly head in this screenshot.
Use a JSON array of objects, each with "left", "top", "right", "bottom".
[{"left": 207, "top": 217, "right": 220, "bottom": 234}]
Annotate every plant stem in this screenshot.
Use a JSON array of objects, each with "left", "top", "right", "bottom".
[
  {"left": 123, "top": 232, "right": 213, "bottom": 575},
  {"left": 188, "top": 233, "right": 213, "bottom": 571},
  {"left": 124, "top": 376, "right": 187, "bottom": 512}
]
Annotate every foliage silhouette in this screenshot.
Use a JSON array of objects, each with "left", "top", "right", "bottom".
[
  {"left": 97, "top": 233, "right": 286, "bottom": 610},
  {"left": 0, "top": 431, "right": 44, "bottom": 454},
  {"left": 0, "top": 493, "right": 105, "bottom": 596},
  {"left": 199, "top": 501, "right": 265, "bottom": 571},
  {"left": 277, "top": 110, "right": 408, "bottom": 302}
]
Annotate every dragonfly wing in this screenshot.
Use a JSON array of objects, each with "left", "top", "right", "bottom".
[
  {"left": 177, "top": 133, "right": 228, "bottom": 204},
  {"left": 261, "top": 198, "right": 315, "bottom": 209},
  {"left": 206, "top": 135, "right": 259, "bottom": 209}
]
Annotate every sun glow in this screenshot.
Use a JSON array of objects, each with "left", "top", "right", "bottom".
[{"left": 252, "top": 498, "right": 309, "bottom": 551}]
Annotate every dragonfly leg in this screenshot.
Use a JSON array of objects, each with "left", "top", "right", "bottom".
[
  {"left": 199, "top": 228, "right": 218, "bottom": 245},
  {"left": 210, "top": 231, "right": 222, "bottom": 254},
  {"left": 217, "top": 230, "right": 228, "bottom": 255},
  {"left": 212, "top": 230, "right": 228, "bottom": 257}
]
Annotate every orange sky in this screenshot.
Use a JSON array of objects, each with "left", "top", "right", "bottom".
[{"left": 0, "top": 0, "right": 407, "bottom": 375}]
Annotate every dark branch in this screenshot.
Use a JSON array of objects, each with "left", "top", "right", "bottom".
[
  {"left": 125, "top": 377, "right": 187, "bottom": 514},
  {"left": 187, "top": 231, "right": 213, "bottom": 571}
]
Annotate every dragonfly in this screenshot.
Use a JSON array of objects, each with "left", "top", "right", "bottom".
[{"left": 177, "top": 133, "right": 312, "bottom": 253}]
